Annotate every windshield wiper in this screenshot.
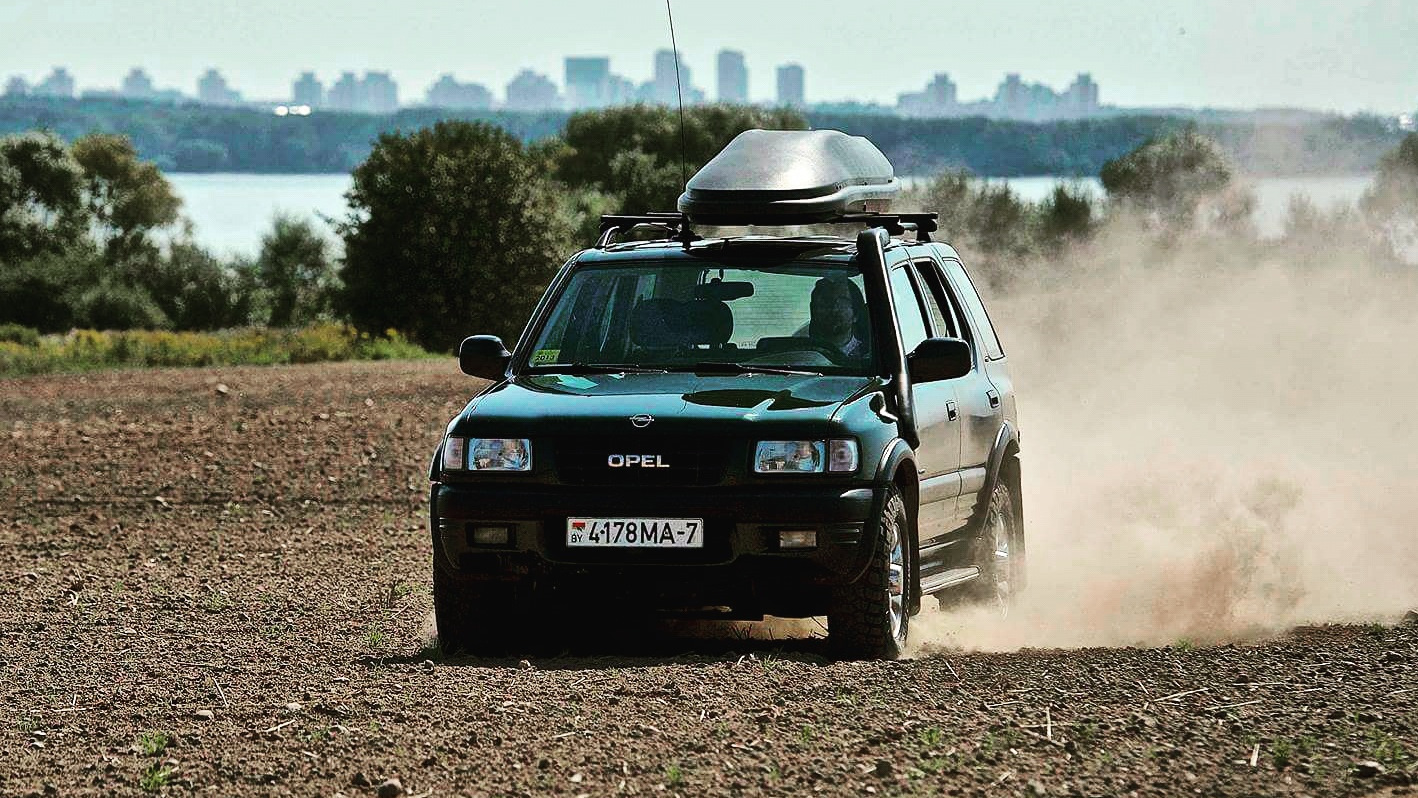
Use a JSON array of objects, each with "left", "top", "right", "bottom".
[
  {"left": 674, "top": 361, "right": 824, "bottom": 377},
  {"left": 530, "top": 362, "right": 668, "bottom": 375}
]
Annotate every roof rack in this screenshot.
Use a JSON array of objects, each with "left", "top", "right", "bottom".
[
  {"left": 832, "top": 213, "right": 939, "bottom": 242},
  {"left": 594, "top": 211, "right": 939, "bottom": 249},
  {"left": 596, "top": 213, "right": 699, "bottom": 249}
]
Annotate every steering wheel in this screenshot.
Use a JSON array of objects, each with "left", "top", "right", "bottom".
[
  {"left": 744, "top": 339, "right": 847, "bottom": 367},
  {"left": 797, "top": 340, "right": 849, "bottom": 364}
]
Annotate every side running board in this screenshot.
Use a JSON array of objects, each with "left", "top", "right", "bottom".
[{"left": 920, "top": 566, "right": 980, "bottom": 595}]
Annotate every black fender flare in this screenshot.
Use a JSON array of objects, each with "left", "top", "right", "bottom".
[
  {"left": 974, "top": 420, "right": 1022, "bottom": 529},
  {"left": 874, "top": 437, "right": 923, "bottom": 614}
]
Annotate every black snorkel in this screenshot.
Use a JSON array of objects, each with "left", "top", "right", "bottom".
[{"left": 856, "top": 227, "right": 918, "bottom": 449}]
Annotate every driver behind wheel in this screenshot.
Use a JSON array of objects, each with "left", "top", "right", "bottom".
[{"left": 809, "top": 277, "right": 869, "bottom": 358}]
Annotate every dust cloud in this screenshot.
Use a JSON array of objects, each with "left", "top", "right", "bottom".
[{"left": 915, "top": 215, "right": 1418, "bottom": 652}]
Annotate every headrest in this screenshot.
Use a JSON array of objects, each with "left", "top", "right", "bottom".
[
  {"left": 630, "top": 298, "right": 734, "bottom": 349},
  {"left": 630, "top": 298, "right": 685, "bottom": 349},
  {"left": 687, "top": 299, "right": 733, "bottom": 345}
]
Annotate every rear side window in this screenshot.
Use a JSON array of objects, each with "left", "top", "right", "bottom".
[
  {"left": 941, "top": 259, "right": 1005, "bottom": 360},
  {"left": 910, "top": 261, "right": 958, "bottom": 338},
  {"left": 888, "top": 266, "right": 930, "bottom": 354}
]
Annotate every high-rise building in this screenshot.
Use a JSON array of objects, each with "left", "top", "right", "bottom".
[
  {"left": 4, "top": 76, "right": 29, "bottom": 97},
  {"left": 324, "top": 71, "right": 398, "bottom": 113},
  {"left": 897, "top": 73, "right": 958, "bottom": 117},
  {"left": 292, "top": 72, "right": 323, "bottom": 108},
  {"left": 425, "top": 74, "right": 492, "bottom": 110},
  {"left": 505, "top": 69, "right": 559, "bottom": 111},
  {"left": 607, "top": 74, "right": 641, "bottom": 105},
  {"left": 716, "top": 49, "right": 748, "bottom": 104},
  {"left": 565, "top": 57, "right": 611, "bottom": 109},
  {"left": 33, "top": 67, "right": 76, "bottom": 98},
  {"left": 776, "top": 64, "right": 804, "bottom": 107},
  {"left": 361, "top": 71, "right": 399, "bottom": 113},
  {"left": 1065, "top": 73, "right": 1100, "bottom": 114},
  {"left": 120, "top": 68, "right": 155, "bottom": 100},
  {"left": 650, "top": 49, "right": 682, "bottom": 106},
  {"left": 994, "top": 73, "right": 1025, "bottom": 115},
  {"left": 196, "top": 68, "right": 241, "bottom": 105},
  {"left": 327, "top": 72, "right": 360, "bottom": 111}
]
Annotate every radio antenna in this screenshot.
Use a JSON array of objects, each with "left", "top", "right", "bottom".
[{"left": 665, "top": 0, "right": 688, "bottom": 190}]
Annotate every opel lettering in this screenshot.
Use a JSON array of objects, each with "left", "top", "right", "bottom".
[{"left": 607, "top": 454, "right": 670, "bottom": 468}]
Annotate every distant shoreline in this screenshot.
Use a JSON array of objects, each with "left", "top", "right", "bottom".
[{"left": 3, "top": 96, "right": 1403, "bottom": 178}]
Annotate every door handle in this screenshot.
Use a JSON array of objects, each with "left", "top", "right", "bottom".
[
  {"left": 986, "top": 390, "right": 1000, "bottom": 409},
  {"left": 946, "top": 400, "right": 958, "bottom": 421}
]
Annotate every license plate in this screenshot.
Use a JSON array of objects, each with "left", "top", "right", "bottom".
[{"left": 566, "top": 517, "right": 704, "bottom": 548}]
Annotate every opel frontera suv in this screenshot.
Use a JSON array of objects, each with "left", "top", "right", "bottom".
[{"left": 429, "top": 130, "right": 1023, "bottom": 659}]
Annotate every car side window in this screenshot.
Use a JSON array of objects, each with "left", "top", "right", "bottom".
[
  {"left": 888, "top": 265, "right": 930, "bottom": 354},
  {"left": 910, "top": 260, "right": 958, "bottom": 338},
  {"left": 941, "top": 259, "right": 1005, "bottom": 360}
]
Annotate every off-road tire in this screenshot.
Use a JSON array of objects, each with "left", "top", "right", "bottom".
[
  {"left": 828, "top": 484, "right": 911, "bottom": 660},
  {"left": 965, "top": 479, "right": 1024, "bottom": 610}
]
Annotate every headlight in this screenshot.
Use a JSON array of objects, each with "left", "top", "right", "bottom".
[
  {"left": 754, "top": 439, "right": 858, "bottom": 474},
  {"left": 443, "top": 437, "right": 532, "bottom": 472}
]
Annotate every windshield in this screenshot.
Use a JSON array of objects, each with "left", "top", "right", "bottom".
[{"left": 525, "top": 259, "right": 874, "bottom": 375}]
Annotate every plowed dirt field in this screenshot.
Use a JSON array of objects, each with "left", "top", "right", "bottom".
[{"left": 2, "top": 361, "right": 1413, "bottom": 797}]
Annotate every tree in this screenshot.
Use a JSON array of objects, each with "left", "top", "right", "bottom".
[
  {"left": 256, "top": 214, "right": 337, "bottom": 327},
  {"left": 0, "top": 131, "right": 87, "bottom": 261},
  {"left": 1360, "top": 133, "right": 1418, "bottom": 257},
  {"left": 0, "top": 247, "right": 96, "bottom": 331},
  {"left": 912, "top": 170, "right": 1039, "bottom": 265},
  {"left": 555, "top": 104, "right": 807, "bottom": 214},
  {"left": 137, "top": 241, "right": 254, "bottom": 330},
  {"left": 1038, "top": 183, "right": 1095, "bottom": 243},
  {"left": 71, "top": 133, "right": 182, "bottom": 263},
  {"left": 337, "top": 120, "right": 573, "bottom": 351},
  {"left": 1100, "top": 128, "right": 1236, "bottom": 230}
]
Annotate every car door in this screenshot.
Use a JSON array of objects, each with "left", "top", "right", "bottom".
[
  {"left": 886, "top": 260, "right": 961, "bottom": 547},
  {"left": 926, "top": 252, "right": 1010, "bottom": 524}
]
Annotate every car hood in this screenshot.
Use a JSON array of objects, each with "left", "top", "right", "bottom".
[{"left": 450, "top": 372, "right": 877, "bottom": 437}]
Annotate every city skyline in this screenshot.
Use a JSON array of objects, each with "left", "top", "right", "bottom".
[
  {"left": 4, "top": 57, "right": 1116, "bottom": 122},
  {"left": 1, "top": 0, "right": 1414, "bottom": 115}
]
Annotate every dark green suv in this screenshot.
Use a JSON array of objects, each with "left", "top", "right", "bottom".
[{"left": 429, "top": 130, "right": 1023, "bottom": 659}]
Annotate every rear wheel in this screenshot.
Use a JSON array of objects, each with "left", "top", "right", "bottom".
[
  {"left": 829, "top": 484, "right": 911, "bottom": 660},
  {"left": 966, "top": 479, "right": 1024, "bottom": 614}
]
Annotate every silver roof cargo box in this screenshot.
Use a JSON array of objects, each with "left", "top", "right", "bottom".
[{"left": 677, "top": 129, "right": 900, "bottom": 225}]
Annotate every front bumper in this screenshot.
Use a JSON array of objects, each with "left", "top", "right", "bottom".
[{"left": 430, "top": 481, "right": 884, "bottom": 615}]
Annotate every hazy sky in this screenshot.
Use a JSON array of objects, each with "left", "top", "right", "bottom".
[{"left": 4, "top": 0, "right": 1415, "bottom": 113}]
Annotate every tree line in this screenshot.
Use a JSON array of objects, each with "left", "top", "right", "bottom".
[
  {"left": 1, "top": 95, "right": 1402, "bottom": 177},
  {"left": 4, "top": 104, "right": 1416, "bottom": 359}
]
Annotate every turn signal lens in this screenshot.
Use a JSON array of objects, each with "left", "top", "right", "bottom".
[
  {"left": 441, "top": 437, "right": 467, "bottom": 471},
  {"left": 827, "top": 439, "right": 859, "bottom": 473}
]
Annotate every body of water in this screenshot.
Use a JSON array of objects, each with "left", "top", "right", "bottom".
[
  {"left": 167, "top": 173, "right": 353, "bottom": 257},
  {"left": 168, "top": 173, "right": 1376, "bottom": 257}
]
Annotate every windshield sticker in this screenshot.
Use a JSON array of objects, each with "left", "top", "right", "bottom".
[
  {"left": 555, "top": 375, "right": 597, "bottom": 390},
  {"left": 530, "top": 349, "right": 560, "bottom": 366}
]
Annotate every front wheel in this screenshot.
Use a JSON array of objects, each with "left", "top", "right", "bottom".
[{"left": 828, "top": 484, "right": 912, "bottom": 659}]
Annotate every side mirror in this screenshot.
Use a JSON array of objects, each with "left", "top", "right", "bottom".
[
  {"left": 458, "top": 335, "right": 511, "bottom": 380},
  {"left": 907, "top": 337, "right": 972, "bottom": 383}
]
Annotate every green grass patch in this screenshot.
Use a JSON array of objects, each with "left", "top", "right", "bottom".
[
  {"left": 137, "top": 730, "right": 169, "bottom": 757},
  {"left": 0, "top": 323, "right": 434, "bottom": 376},
  {"left": 139, "top": 763, "right": 174, "bottom": 792}
]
